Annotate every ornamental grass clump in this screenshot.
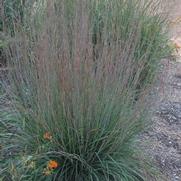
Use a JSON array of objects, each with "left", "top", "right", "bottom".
[{"left": 1, "top": 0, "right": 169, "bottom": 180}]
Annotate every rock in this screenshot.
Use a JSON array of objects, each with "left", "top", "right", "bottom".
[
  {"left": 158, "top": 102, "right": 181, "bottom": 125},
  {"left": 171, "top": 82, "right": 181, "bottom": 89},
  {"left": 175, "top": 74, "right": 181, "bottom": 79},
  {"left": 176, "top": 58, "right": 181, "bottom": 63}
]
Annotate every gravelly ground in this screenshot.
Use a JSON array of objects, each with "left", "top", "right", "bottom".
[
  {"left": 141, "top": 1, "right": 181, "bottom": 180},
  {"left": 141, "top": 60, "right": 181, "bottom": 181}
]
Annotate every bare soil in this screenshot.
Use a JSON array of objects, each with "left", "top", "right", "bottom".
[{"left": 141, "top": 1, "right": 181, "bottom": 181}]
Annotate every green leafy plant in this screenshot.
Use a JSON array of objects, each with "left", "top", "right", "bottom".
[{"left": 1, "top": 0, "right": 169, "bottom": 180}]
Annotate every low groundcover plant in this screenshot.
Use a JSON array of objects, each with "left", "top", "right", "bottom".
[{"left": 0, "top": 0, "right": 169, "bottom": 180}]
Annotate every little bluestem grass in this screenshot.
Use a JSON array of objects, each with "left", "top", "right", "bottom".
[{"left": 1, "top": 0, "right": 169, "bottom": 180}]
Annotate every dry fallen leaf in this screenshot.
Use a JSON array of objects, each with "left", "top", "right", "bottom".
[
  {"left": 170, "top": 37, "right": 181, "bottom": 63},
  {"left": 170, "top": 16, "right": 181, "bottom": 26},
  {"left": 170, "top": 37, "right": 181, "bottom": 50}
]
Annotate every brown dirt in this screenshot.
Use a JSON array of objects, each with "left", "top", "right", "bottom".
[
  {"left": 141, "top": 1, "right": 181, "bottom": 181},
  {"left": 168, "top": 0, "right": 181, "bottom": 38}
]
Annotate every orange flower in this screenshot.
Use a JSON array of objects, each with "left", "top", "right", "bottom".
[
  {"left": 47, "top": 160, "right": 59, "bottom": 169},
  {"left": 43, "top": 132, "right": 52, "bottom": 140}
]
